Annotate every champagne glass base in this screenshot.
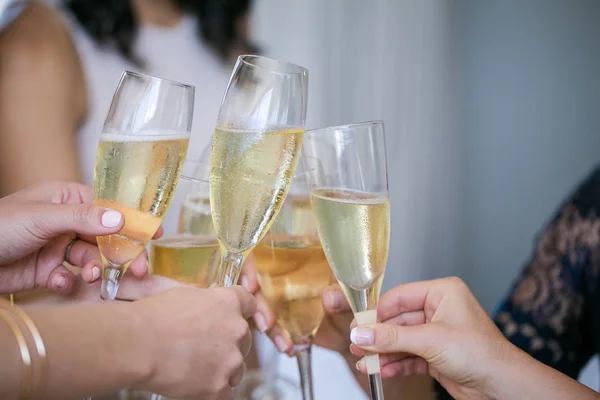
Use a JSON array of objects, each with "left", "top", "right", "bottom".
[
  {"left": 233, "top": 370, "right": 301, "bottom": 400},
  {"left": 101, "top": 267, "right": 122, "bottom": 300}
]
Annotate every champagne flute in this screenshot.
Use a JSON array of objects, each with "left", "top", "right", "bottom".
[
  {"left": 94, "top": 71, "right": 194, "bottom": 300},
  {"left": 150, "top": 160, "right": 220, "bottom": 287},
  {"left": 253, "top": 168, "right": 332, "bottom": 400},
  {"left": 210, "top": 55, "right": 309, "bottom": 287},
  {"left": 302, "top": 122, "right": 390, "bottom": 400}
]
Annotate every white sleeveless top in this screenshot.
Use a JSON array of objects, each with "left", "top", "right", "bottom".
[{"left": 65, "top": 12, "right": 231, "bottom": 187}]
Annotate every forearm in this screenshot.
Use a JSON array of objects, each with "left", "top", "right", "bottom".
[
  {"left": 488, "top": 345, "right": 599, "bottom": 400},
  {"left": 0, "top": 303, "right": 151, "bottom": 399}
]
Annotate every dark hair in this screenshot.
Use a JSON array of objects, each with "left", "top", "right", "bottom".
[{"left": 65, "top": 0, "right": 258, "bottom": 65}]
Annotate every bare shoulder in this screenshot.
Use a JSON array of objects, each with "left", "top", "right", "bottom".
[
  {"left": 0, "top": 1, "right": 87, "bottom": 125},
  {"left": 0, "top": 1, "right": 79, "bottom": 73}
]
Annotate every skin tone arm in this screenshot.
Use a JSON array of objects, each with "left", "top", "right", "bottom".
[
  {"left": 349, "top": 278, "right": 599, "bottom": 400},
  {"left": 0, "top": 1, "right": 85, "bottom": 196},
  {"left": 0, "top": 182, "right": 256, "bottom": 399},
  {"left": 0, "top": 287, "right": 256, "bottom": 400}
]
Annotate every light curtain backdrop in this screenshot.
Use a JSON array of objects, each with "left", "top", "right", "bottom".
[{"left": 251, "top": 0, "right": 600, "bottom": 391}]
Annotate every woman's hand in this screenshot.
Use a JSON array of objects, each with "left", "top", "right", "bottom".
[
  {"left": 241, "top": 259, "right": 353, "bottom": 355},
  {"left": 18, "top": 285, "right": 256, "bottom": 399},
  {"left": 350, "top": 277, "right": 600, "bottom": 400},
  {"left": 349, "top": 277, "right": 526, "bottom": 399},
  {"left": 0, "top": 181, "right": 157, "bottom": 295},
  {"left": 132, "top": 286, "right": 256, "bottom": 398},
  {"left": 241, "top": 263, "right": 436, "bottom": 399}
]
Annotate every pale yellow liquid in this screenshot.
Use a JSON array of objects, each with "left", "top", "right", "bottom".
[
  {"left": 209, "top": 127, "right": 304, "bottom": 254},
  {"left": 178, "top": 195, "right": 215, "bottom": 235},
  {"left": 254, "top": 236, "right": 332, "bottom": 342},
  {"left": 93, "top": 133, "right": 189, "bottom": 268},
  {"left": 311, "top": 188, "right": 390, "bottom": 312},
  {"left": 269, "top": 196, "right": 317, "bottom": 236},
  {"left": 150, "top": 235, "right": 220, "bottom": 287}
]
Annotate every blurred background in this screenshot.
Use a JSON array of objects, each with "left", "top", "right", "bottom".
[
  {"left": 3, "top": 0, "right": 600, "bottom": 396},
  {"left": 250, "top": 0, "right": 600, "bottom": 390}
]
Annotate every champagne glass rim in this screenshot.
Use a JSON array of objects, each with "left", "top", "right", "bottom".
[
  {"left": 238, "top": 54, "right": 308, "bottom": 77},
  {"left": 306, "top": 120, "right": 384, "bottom": 135},
  {"left": 122, "top": 70, "right": 195, "bottom": 90}
]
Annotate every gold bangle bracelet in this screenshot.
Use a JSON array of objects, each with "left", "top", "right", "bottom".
[
  {"left": 0, "top": 308, "right": 33, "bottom": 399},
  {"left": 0, "top": 299, "right": 48, "bottom": 398}
]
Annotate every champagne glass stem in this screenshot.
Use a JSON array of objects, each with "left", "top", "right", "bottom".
[
  {"left": 352, "top": 290, "right": 384, "bottom": 400},
  {"left": 215, "top": 250, "right": 245, "bottom": 287},
  {"left": 100, "top": 265, "right": 123, "bottom": 300},
  {"left": 294, "top": 344, "right": 314, "bottom": 400},
  {"left": 8, "top": 294, "right": 14, "bottom": 306},
  {"left": 369, "top": 373, "right": 385, "bottom": 399}
]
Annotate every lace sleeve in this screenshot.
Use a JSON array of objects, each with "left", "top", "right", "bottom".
[{"left": 493, "top": 168, "right": 600, "bottom": 379}]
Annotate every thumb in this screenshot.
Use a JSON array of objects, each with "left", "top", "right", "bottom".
[
  {"left": 22, "top": 203, "right": 124, "bottom": 240},
  {"left": 350, "top": 323, "right": 444, "bottom": 359}
]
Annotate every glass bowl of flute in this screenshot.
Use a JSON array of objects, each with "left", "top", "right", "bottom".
[{"left": 149, "top": 159, "right": 220, "bottom": 288}]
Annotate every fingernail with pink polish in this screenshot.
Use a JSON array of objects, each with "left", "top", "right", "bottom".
[
  {"left": 350, "top": 327, "right": 374, "bottom": 346},
  {"left": 91, "top": 267, "right": 101, "bottom": 281},
  {"left": 241, "top": 276, "right": 250, "bottom": 292},
  {"left": 254, "top": 312, "right": 267, "bottom": 333},
  {"left": 101, "top": 210, "right": 122, "bottom": 228},
  {"left": 54, "top": 275, "right": 67, "bottom": 289},
  {"left": 275, "top": 335, "right": 288, "bottom": 353},
  {"left": 327, "top": 290, "right": 342, "bottom": 309}
]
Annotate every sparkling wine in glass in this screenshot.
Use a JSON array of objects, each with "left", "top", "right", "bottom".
[
  {"left": 150, "top": 160, "right": 220, "bottom": 288},
  {"left": 303, "top": 122, "right": 390, "bottom": 400},
  {"left": 209, "top": 55, "right": 309, "bottom": 287},
  {"left": 93, "top": 71, "right": 194, "bottom": 300},
  {"left": 253, "top": 167, "right": 332, "bottom": 400}
]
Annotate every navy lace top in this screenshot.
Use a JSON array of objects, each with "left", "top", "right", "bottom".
[{"left": 437, "top": 167, "right": 600, "bottom": 398}]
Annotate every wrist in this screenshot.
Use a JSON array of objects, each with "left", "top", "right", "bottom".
[
  {"left": 482, "top": 341, "right": 538, "bottom": 399},
  {"left": 118, "top": 302, "right": 155, "bottom": 387}
]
